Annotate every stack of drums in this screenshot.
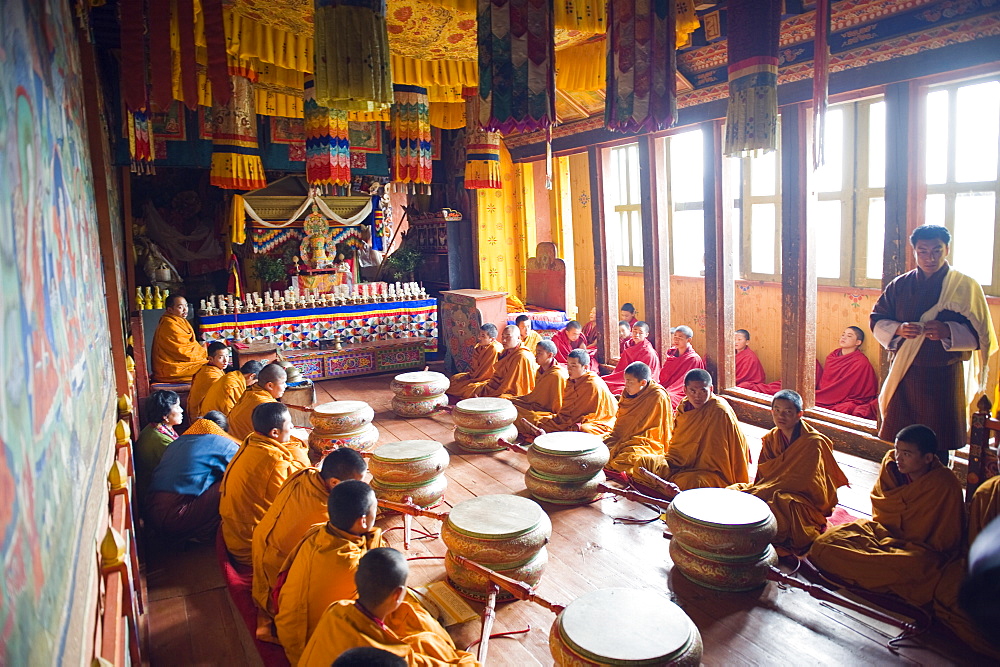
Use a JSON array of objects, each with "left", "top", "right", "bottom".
[
  {"left": 549, "top": 588, "right": 703, "bottom": 666},
  {"left": 369, "top": 440, "right": 449, "bottom": 508},
  {"left": 666, "top": 488, "right": 778, "bottom": 591},
  {"left": 307, "top": 401, "right": 379, "bottom": 463},
  {"left": 525, "top": 432, "right": 609, "bottom": 505},
  {"left": 389, "top": 371, "right": 450, "bottom": 417},
  {"left": 442, "top": 495, "right": 551, "bottom": 600},
  {"left": 452, "top": 398, "right": 518, "bottom": 452}
]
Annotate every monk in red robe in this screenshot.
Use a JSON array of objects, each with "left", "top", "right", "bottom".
[
  {"left": 620, "top": 303, "right": 639, "bottom": 328},
  {"left": 582, "top": 307, "right": 600, "bottom": 347},
  {"left": 659, "top": 325, "right": 706, "bottom": 408},
  {"left": 739, "top": 360, "right": 824, "bottom": 396},
  {"left": 617, "top": 320, "right": 632, "bottom": 356},
  {"left": 602, "top": 322, "right": 661, "bottom": 395},
  {"left": 814, "top": 326, "right": 879, "bottom": 419},
  {"left": 551, "top": 320, "right": 599, "bottom": 372},
  {"left": 734, "top": 329, "right": 766, "bottom": 387}
]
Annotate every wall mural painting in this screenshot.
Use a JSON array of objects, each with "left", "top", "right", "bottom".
[{"left": 1, "top": 0, "right": 118, "bottom": 664}]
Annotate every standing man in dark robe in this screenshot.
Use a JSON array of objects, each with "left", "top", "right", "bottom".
[{"left": 870, "top": 225, "right": 996, "bottom": 462}]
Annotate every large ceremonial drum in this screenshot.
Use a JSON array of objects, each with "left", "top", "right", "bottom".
[
  {"left": 390, "top": 371, "right": 450, "bottom": 417},
  {"left": 666, "top": 488, "right": 778, "bottom": 591},
  {"left": 309, "top": 401, "right": 375, "bottom": 432},
  {"left": 369, "top": 440, "right": 449, "bottom": 508},
  {"left": 525, "top": 432, "right": 610, "bottom": 505},
  {"left": 442, "top": 495, "right": 552, "bottom": 600},
  {"left": 549, "top": 588, "right": 703, "bottom": 666},
  {"left": 308, "top": 424, "right": 380, "bottom": 458},
  {"left": 282, "top": 381, "right": 315, "bottom": 428},
  {"left": 452, "top": 397, "right": 518, "bottom": 453}
]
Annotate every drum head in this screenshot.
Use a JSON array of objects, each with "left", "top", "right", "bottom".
[
  {"left": 447, "top": 495, "right": 545, "bottom": 540},
  {"left": 558, "top": 588, "right": 696, "bottom": 663},
  {"left": 394, "top": 371, "right": 447, "bottom": 383},
  {"left": 455, "top": 397, "right": 514, "bottom": 413},
  {"left": 313, "top": 400, "right": 370, "bottom": 415},
  {"left": 671, "top": 488, "right": 773, "bottom": 529},
  {"left": 372, "top": 440, "right": 443, "bottom": 462},
  {"left": 532, "top": 432, "right": 604, "bottom": 456}
]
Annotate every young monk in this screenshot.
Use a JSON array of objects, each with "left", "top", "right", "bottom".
[
  {"left": 814, "top": 326, "right": 879, "bottom": 419},
  {"left": 187, "top": 342, "right": 231, "bottom": 419},
  {"left": 449, "top": 324, "right": 503, "bottom": 399},
  {"left": 808, "top": 424, "right": 964, "bottom": 606},
  {"left": 519, "top": 349, "right": 618, "bottom": 441},
  {"left": 729, "top": 390, "right": 849, "bottom": 554},
  {"left": 510, "top": 339, "right": 568, "bottom": 435},
  {"left": 631, "top": 369, "right": 749, "bottom": 492},
  {"left": 150, "top": 294, "right": 208, "bottom": 382},
  {"left": 200, "top": 360, "right": 264, "bottom": 417},
  {"left": 251, "top": 448, "right": 368, "bottom": 621},
  {"left": 298, "top": 547, "right": 478, "bottom": 667},
  {"left": 601, "top": 322, "right": 661, "bottom": 395},
  {"left": 219, "top": 402, "right": 310, "bottom": 566},
  {"left": 734, "top": 329, "right": 766, "bottom": 387},
  {"left": 274, "top": 480, "right": 385, "bottom": 665},
  {"left": 550, "top": 320, "right": 599, "bottom": 371},
  {"left": 227, "top": 363, "right": 288, "bottom": 440},
  {"left": 659, "top": 326, "right": 707, "bottom": 408},
  {"left": 604, "top": 362, "right": 672, "bottom": 473},
  {"left": 582, "top": 306, "right": 600, "bottom": 347},
  {"left": 617, "top": 320, "right": 632, "bottom": 355},
  {"left": 515, "top": 314, "right": 543, "bottom": 353},
  {"left": 468, "top": 325, "right": 537, "bottom": 398},
  {"left": 620, "top": 303, "right": 638, "bottom": 328}
]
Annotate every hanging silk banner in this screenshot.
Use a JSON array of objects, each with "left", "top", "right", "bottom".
[
  {"left": 605, "top": 0, "right": 677, "bottom": 133},
  {"left": 478, "top": 0, "right": 556, "bottom": 134},
  {"left": 127, "top": 109, "right": 155, "bottom": 174},
  {"left": 390, "top": 84, "right": 433, "bottom": 189},
  {"left": 465, "top": 127, "right": 502, "bottom": 189},
  {"left": 723, "top": 0, "right": 781, "bottom": 157},
  {"left": 314, "top": 0, "right": 393, "bottom": 112},
  {"left": 304, "top": 79, "right": 352, "bottom": 188},
  {"left": 209, "top": 75, "right": 268, "bottom": 190}
]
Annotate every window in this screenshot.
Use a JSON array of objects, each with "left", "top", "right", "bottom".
[
  {"left": 663, "top": 128, "right": 706, "bottom": 277},
  {"left": 608, "top": 143, "right": 643, "bottom": 268},
  {"left": 923, "top": 76, "right": 1000, "bottom": 295},
  {"left": 736, "top": 122, "right": 783, "bottom": 280}
]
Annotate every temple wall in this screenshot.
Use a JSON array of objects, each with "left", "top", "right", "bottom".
[{"left": 1, "top": 0, "right": 120, "bottom": 662}]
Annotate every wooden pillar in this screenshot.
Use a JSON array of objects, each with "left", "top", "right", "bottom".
[
  {"left": 780, "top": 103, "right": 817, "bottom": 407},
  {"left": 638, "top": 136, "right": 671, "bottom": 353},
  {"left": 588, "top": 145, "right": 618, "bottom": 364},
  {"left": 703, "top": 121, "right": 736, "bottom": 387}
]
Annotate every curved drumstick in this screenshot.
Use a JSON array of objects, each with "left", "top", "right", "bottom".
[
  {"left": 283, "top": 403, "right": 314, "bottom": 413},
  {"left": 634, "top": 467, "right": 681, "bottom": 501},
  {"left": 451, "top": 554, "right": 566, "bottom": 615},
  {"left": 597, "top": 483, "right": 673, "bottom": 511},
  {"left": 498, "top": 438, "right": 528, "bottom": 455},
  {"left": 478, "top": 583, "right": 500, "bottom": 664}
]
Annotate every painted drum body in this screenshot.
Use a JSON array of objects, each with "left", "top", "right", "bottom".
[
  {"left": 309, "top": 400, "right": 375, "bottom": 433},
  {"left": 528, "top": 432, "right": 610, "bottom": 478},
  {"left": 391, "top": 393, "right": 449, "bottom": 418},
  {"left": 390, "top": 371, "right": 450, "bottom": 398},
  {"left": 452, "top": 397, "right": 518, "bottom": 430},
  {"left": 453, "top": 423, "right": 519, "bottom": 453},
  {"left": 445, "top": 548, "right": 548, "bottom": 601},
  {"left": 526, "top": 468, "right": 607, "bottom": 505},
  {"left": 369, "top": 440, "right": 449, "bottom": 484},
  {"left": 668, "top": 540, "right": 779, "bottom": 592},
  {"left": 666, "top": 488, "right": 777, "bottom": 558},
  {"left": 308, "top": 424, "right": 379, "bottom": 457},
  {"left": 370, "top": 474, "right": 448, "bottom": 508},
  {"left": 549, "top": 588, "right": 703, "bottom": 666}
]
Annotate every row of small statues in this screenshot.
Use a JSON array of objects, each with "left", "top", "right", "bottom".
[
  {"left": 197, "top": 282, "right": 428, "bottom": 317},
  {"left": 136, "top": 286, "right": 169, "bottom": 310}
]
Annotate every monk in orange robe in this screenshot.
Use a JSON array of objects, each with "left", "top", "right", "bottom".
[
  {"left": 734, "top": 329, "right": 766, "bottom": 387},
  {"left": 632, "top": 369, "right": 750, "bottom": 491},
  {"left": 186, "top": 342, "right": 230, "bottom": 418},
  {"left": 227, "top": 363, "right": 288, "bottom": 441},
  {"left": 219, "top": 402, "right": 310, "bottom": 565},
  {"left": 968, "top": 474, "right": 1000, "bottom": 544},
  {"left": 730, "top": 390, "right": 849, "bottom": 554},
  {"left": 449, "top": 324, "right": 503, "bottom": 399},
  {"left": 298, "top": 547, "right": 478, "bottom": 667},
  {"left": 520, "top": 349, "right": 618, "bottom": 441},
  {"left": 251, "top": 449, "right": 367, "bottom": 624},
  {"left": 659, "top": 326, "right": 707, "bottom": 408},
  {"left": 274, "top": 481, "right": 386, "bottom": 665},
  {"left": 809, "top": 424, "right": 964, "bottom": 607},
  {"left": 200, "top": 360, "right": 264, "bottom": 417},
  {"left": 470, "top": 325, "right": 537, "bottom": 398},
  {"left": 150, "top": 295, "right": 209, "bottom": 382},
  {"left": 510, "top": 339, "right": 568, "bottom": 436},
  {"left": 515, "top": 314, "right": 543, "bottom": 353},
  {"left": 602, "top": 322, "right": 661, "bottom": 395},
  {"left": 604, "top": 362, "right": 672, "bottom": 473},
  {"left": 550, "top": 320, "right": 599, "bottom": 372}
]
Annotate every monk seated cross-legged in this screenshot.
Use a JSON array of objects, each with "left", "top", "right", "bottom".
[
  {"left": 814, "top": 326, "right": 879, "bottom": 420},
  {"left": 151, "top": 294, "right": 209, "bottom": 383},
  {"left": 227, "top": 362, "right": 288, "bottom": 441},
  {"left": 734, "top": 329, "right": 766, "bottom": 387},
  {"left": 515, "top": 314, "right": 543, "bottom": 353},
  {"left": 551, "top": 320, "right": 599, "bottom": 372},
  {"left": 219, "top": 402, "right": 310, "bottom": 566},
  {"left": 631, "top": 369, "right": 750, "bottom": 494},
  {"left": 519, "top": 349, "right": 618, "bottom": 442},
  {"left": 298, "top": 547, "right": 478, "bottom": 667},
  {"left": 603, "top": 362, "right": 672, "bottom": 474},
  {"left": 468, "top": 325, "right": 537, "bottom": 398},
  {"left": 186, "top": 341, "right": 231, "bottom": 419},
  {"left": 659, "top": 326, "right": 707, "bottom": 408},
  {"left": 200, "top": 360, "right": 264, "bottom": 417},
  {"left": 509, "top": 339, "right": 568, "bottom": 435},
  {"left": 582, "top": 306, "right": 600, "bottom": 349},
  {"left": 602, "top": 321, "right": 661, "bottom": 395},
  {"left": 275, "top": 480, "right": 386, "bottom": 665},
  {"left": 729, "top": 390, "right": 849, "bottom": 555},
  {"left": 808, "top": 424, "right": 964, "bottom": 607},
  {"left": 135, "top": 389, "right": 184, "bottom": 501},
  {"left": 449, "top": 324, "right": 503, "bottom": 399}
]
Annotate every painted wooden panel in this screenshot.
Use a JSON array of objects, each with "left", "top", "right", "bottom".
[{"left": 569, "top": 152, "right": 594, "bottom": 323}]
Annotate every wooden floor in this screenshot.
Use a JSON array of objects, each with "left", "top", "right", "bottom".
[{"left": 144, "top": 365, "right": 984, "bottom": 666}]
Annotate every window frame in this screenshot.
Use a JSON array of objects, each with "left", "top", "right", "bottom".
[
  {"left": 608, "top": 143, "right": 644, "bottom": 271},
  {"left": 657, "top": 125, "right": 708, "bottom": 278}
]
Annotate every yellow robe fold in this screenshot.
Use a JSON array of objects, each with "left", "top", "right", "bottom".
[
  {"left": 473, "top": 347, "right": 537, "bottom": 398},
  {"left": 730, "top": 421, "right": 849, "bottom": 553},
  {"left": 633, "top": 395, "right": 749, "bottom": 489},
  {"left": 604, "top": 381, "right": 672, "bottom": 473},
  {"left": 219, "top": 431, "right": 311, "bottom": 565},
  {"left": 449, "top": 341, "right": 502, "bottom": 399},
  {"left": 968, "top": 475, "right": 1000, "bottom": 545},
  {"left": 275, "top": 524, "right": 385, "bottom": 665},
  {"left": 533, "top": 371, "right": 618, "bottom": 438},
  {"left": 251, "top": 468, "right": 329, "bottom": 614},
  {"left": 187, "top": 364, "right": 225, "bottom": 418},
  {"left": 510, "top": 363, "right": 568, "bottom": 434},
  {"left": 809, "top": 450, "right": 964, "bottom": 606},
  {"left": 299, "top": 599, "right": 479, "bottom": 667},
  {"left": 228, "top": 384, "right": 277, "bottom": 441},
  {"left": 151, "top": 313, "right": 208, "bottom": 382},
  {"left": 521, "top": 328, "right": 543, "bottom": 353},
  {"left": 200, "top": 370, "right": 248, "bottom": 416}
]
